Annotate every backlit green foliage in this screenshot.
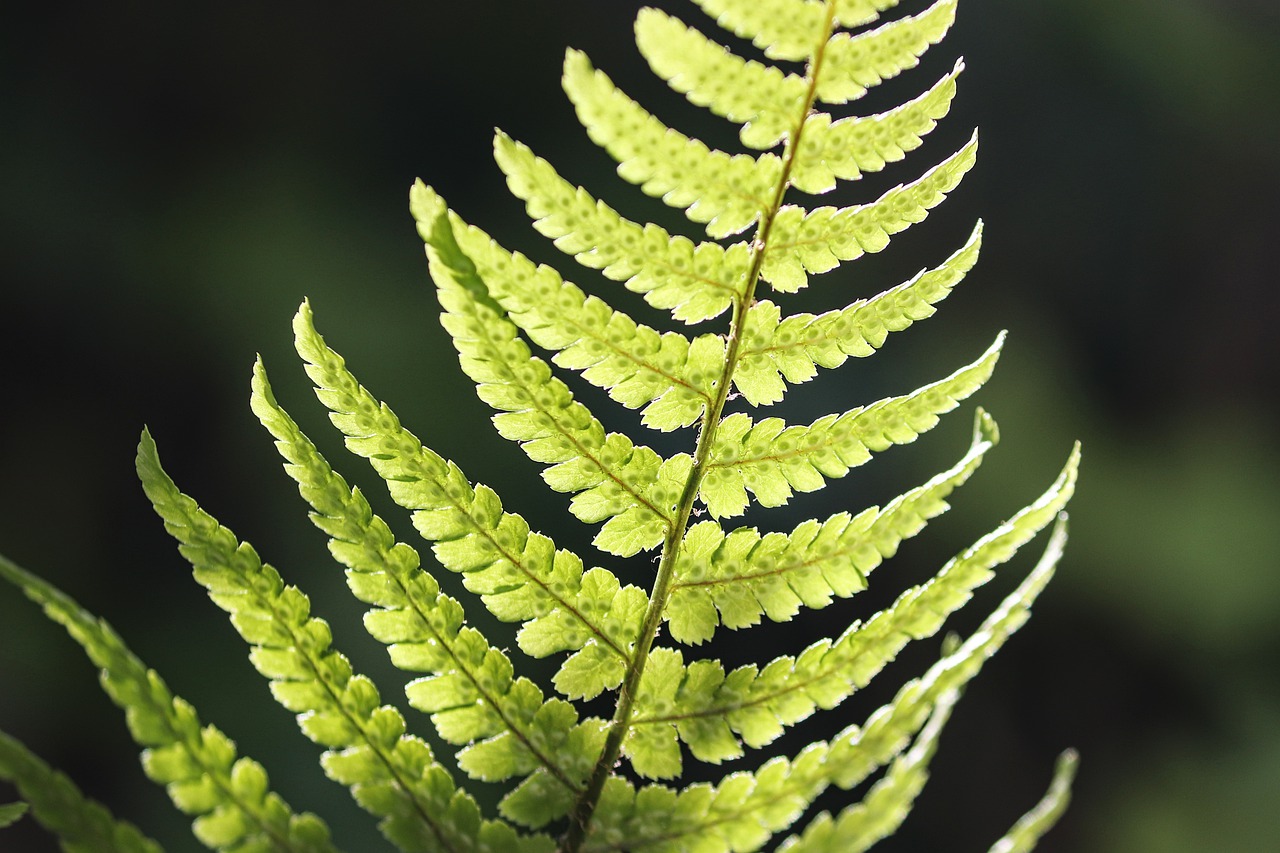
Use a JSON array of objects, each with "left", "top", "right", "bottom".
[{"left": 1, "top": 1, "right": 1079, "bottom": 850}]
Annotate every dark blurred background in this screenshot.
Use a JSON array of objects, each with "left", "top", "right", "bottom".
[{"left": 2, "top": 1, "right": 1277, "bottom": 850}]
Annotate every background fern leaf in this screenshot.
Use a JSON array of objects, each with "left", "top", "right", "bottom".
[
  {"left": 0, "top": 554, "right": 333, "bottom": 853},
  {"left": 562, "top": 49, "right": 782, "bottom": 239},
  {"left": 250, "top": 361, "right": 602, "bottom": 806},
  {"left": 988, "top": 749, "right": 1079, "bottom": 853},
  {"left": 814, "top": 0, "right": 957, "bottom": 104},
  {"left": 0, "top": 730, "right": 163, "bottom": 853},
  {"left": 761, "top": 134, "right": 978, "bottom": 291},
  {"left": 666, "top": 407, "right": 997, "bottom": 644},
  {"left": 291, "top": 302, "right": 652, "bottom": 701},
  {"left": 699, "top": 333, "right": 1003, "bottom": 519},
  {"left": 137, "top": 433, "right": 552, "bottom": 853},
  {"left": 735, "top": 222, "right": 981, "bottom": 406},
  {"left": 491, "top": 138, "right": 749, "bottom": 326}
]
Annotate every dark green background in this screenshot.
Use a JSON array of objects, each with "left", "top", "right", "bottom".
[{"left": 3, "top": 1, "right": 1278, "bottom": 850}]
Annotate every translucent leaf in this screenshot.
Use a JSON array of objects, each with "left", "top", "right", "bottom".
[
  {"left": 736, "top": 222, "right": 981, "bottom": 406},
  {"left": 635, "top": 8, "right": 807, "bottom": 150},
  {"left": 791, "top": 61, "right": 963, "bottom": 195},
  {"left": 413, "top": 189, "right": 679, "bottom": 555},
  {"left": 815, "top": 0, "right": 959, "bottom": 104},
  {"left": 701, "top": 334, "right": 1003, "bottom": 519},
  {"left": 290, "top": 300, "right": 647, "bottom": 679},
  {"left": 667, "top": 408, "right": 998, "bottom": 644},
  {"left": 0, "top": 553, "right": 331, "bottom": 853},
  {"left": 251, "top": 360, "right": 603, "bottom": 797},
  {"left": 562, "top": 49, "right": 782, "bottom": 238},
  {"left": 583, "top": 519, "right": 1068, "bottom": 851},
  {"left": 762, "top": 134, "right": 979, "bottom": 292}
]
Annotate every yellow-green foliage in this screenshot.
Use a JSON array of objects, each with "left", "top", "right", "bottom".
[{"left": 0, "top": 1, "right": 1080, "bottom": 850}]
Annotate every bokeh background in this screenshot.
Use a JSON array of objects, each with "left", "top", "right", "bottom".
[{"left": 3, "top": 0, "right": 1277, "bottom": 850}]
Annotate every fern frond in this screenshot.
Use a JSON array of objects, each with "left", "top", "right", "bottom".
[
  {"left": 700, "top": 333, "right": 1002, "bottom": 519},
  {"left": 790, "top": 62, "right": 962, "bottom": 195},
  {"left": 667, "top": 407, "right": 997, "bottom": 645},
  {"left": 490, "top": 133, "right": 750, "bottom": 325},
  {"left": 415, "top": 175, "right": 721, "bottom": 432},
  {"left": 580, "top": 518, "right": 1068, "bottom": 851},
  {"left": 627, "top": 445, "right": 1076, "bottom": 775},
  {"left": 988, "top": 749, "right": 1079, "bottom": 853},
  {"left": 291, "top": 302, "right": 647, "bottom": 706},
  {"left": 414, "top": 193, "right": 687, "bottom": 556},
  {"left": 0, "top": 554, "right": 332, "bottom": 853},
  {"left": 735, "top": 222, "right": 981, "bottom": 406},
  {"left": 562, "top": 49, "right": 781, "bottom": 239},
  {"left": 250, "top": 361, "right": 603, "bottom": 823},
  {"left": 635, "top": 8, "right": 808, "bottom": 151},
  {"left": 815, "top": 0, "right": 958, "bottom": 104},
  {"left": 761, "top": 134, "right": 978, "bottom": 292},
  {"left": 0, "top": 730, "right": 163, "bottom": 852},
  {"left": 775, "top": 691, "right": 956, "bottom": 852},
  {"left": 136, "top": 433, "right": 551, "bottom": 853}
]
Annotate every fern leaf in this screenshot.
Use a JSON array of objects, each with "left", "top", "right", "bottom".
[
  {"left": 136, "top": 433, "right": 552, "bottom": 853},
  {"left": 775, "top": 692, "right": 956, "bottom": 852},
  {"left": 414, "top": 193, "right": 685, "bottom": 555},
  {"left": 988, "top": 749, "right": 1079, "bottom": 853},
  {"left": 689, "top": 0, "right": 836, "bottom": 62},
  {"left": 250, "top": 361, "right": 603, "bottom": 820},
  {"left": 700, "top": 334, "right": 1002, "bottom": 520},
  {"left": 490, "top": 134, "right": 750, "bottom": 326},
  {"left": 761, "top": 134, "right": 978, "bottom": 292},
  {"left": 635, "top": 8, "right": 807, "bottom": 151},
  {"left": 581, "top": 519, "right": 1068, "bottom": 851},
  {"left": 628, "top": 445, "right": 1076, "bottom": 775},
  {"left": 667, "top": 407, "right": 997, "bottom": 644},
  {"left": 0, "top": 554, "right": 332, "bottom": 853},
  {"left": 562, "top": 49, "right": 781, "bottom": 239},
  {"left": 291, "top": 301, "right": 647, "bottom": 706},
  {"left": 790, "top": 62, "right": 962, "bottom": 195},
  {"left": 0, "top": 730, "right": 162, "bottom": 852},
  {"left": 415, "top": 174, "right": 721, "bottom": 432},
  {"left": 735, "top": 222, "right": 981, "bottom": 406},
  {"left": 815, "top": 0, "right": 958, "bottom": 104}
]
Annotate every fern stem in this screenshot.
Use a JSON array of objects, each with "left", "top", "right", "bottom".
[{"left": 559, "top": 5, "right": 840, "bottom": 850}]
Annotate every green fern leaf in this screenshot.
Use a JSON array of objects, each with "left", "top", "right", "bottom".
[
  {"left": 250, "top": 360, "right": 603, "bottom": 812},
  {"left": 815, "top": 0, "right": 958, "bottom": 104},
  {"left": 667, "top": 407, "right": 997, "bottom": 644},
  {"left": 635, "top": 8, "right": 808, "bottom": 151},
  {"left": 761, "top": 134, "right": 978, "bottom": 291},
  {"left": 136, "top": 433, "right": 551, "bottom": 853},
  {"left": 0, "top": 731, "right": 161, "bottom": 852},
  {"left": 490, "top": 136, "right": 749, "bottom": 326},
  {"left": 0, "top": 555, "right": 332, "bottom": 852},
  {"left": 700, "top": 333, "right": 1002, "bottom": 519},
  {"left": 735, "top": 222, "right": 981, "bottom": 406},
  {"left": 790, "top": 61, "right": 962, "bottom": 194},
  {"left": 290, "top": 302, "right": 647, "bottom": 707},
  {"left": 988, "top": 749, "right": 1079, "bottom": 853},
  {"left": 581, "top": 518, "right": 1067, "bottom": 851},
  {"left": 416, "top": 173, "right": 722, "bottom": 432},
  {"left": 627, "top": 446, "right": 1076, "bottom": 775},
  {"left": 562, "top": 49, "right": 781, "bottom": 239}
]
